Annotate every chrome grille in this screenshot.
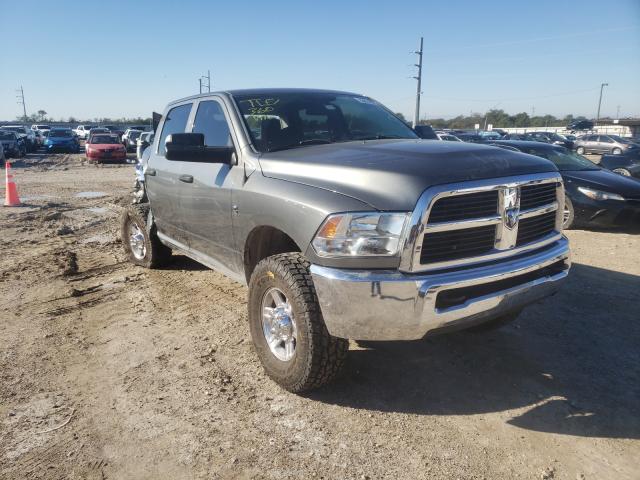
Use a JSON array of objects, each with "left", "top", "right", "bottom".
[{"left": 400, "top": 174, "right": 564, "bottom": 272}]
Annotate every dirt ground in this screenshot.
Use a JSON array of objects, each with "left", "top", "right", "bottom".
[{"left": 1, "top": 151, "right": 639, "bottom": 480}]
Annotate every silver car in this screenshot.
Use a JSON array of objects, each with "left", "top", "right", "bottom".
[
  {"left": 136, "top": 131, "right": 154, "bottom": 160},
  {"left": 574, "top": 134, "right": 638, "bottom": 155}
]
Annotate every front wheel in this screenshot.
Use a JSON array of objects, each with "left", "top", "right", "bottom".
[
  {"left": 576, "top": 146, "right": 585, "bottom": 155},
  {"left": 248, "top": 253, "right": 348, "bottom": 393}
]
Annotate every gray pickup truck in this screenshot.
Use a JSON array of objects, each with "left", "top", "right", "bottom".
[{"left": 121, "top": 88, "right": 570, "bottom": 392}]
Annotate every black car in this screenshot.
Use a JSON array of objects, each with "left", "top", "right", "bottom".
[
  {"left": 599, "top": 151, "right": 640, "bottom": 179},
  {"left": 452, "top": 130, "right": 489, "bottom": 143},
  {"left": 413, "top": 124, "right": 438, "bottom": 140},
  {"left": 491, "top": 140, "right": 640, "bottom": 229},
  {"left": 526, "top": 131, "right": 574, "bottom": 150},
  {"left": 567, "top": 119, "right": 594, "bottom": 131},
  {"left": 0, "top": 130, "right": 25, "bottom": 158}
]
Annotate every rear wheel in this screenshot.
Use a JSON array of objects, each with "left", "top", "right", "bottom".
[
  {"left": 576, "top": 146, "right": 585, "bottom": 155},
  {"left": 612, "top": 168, "right": 631, "bottom": 177},
  {"left": 120, "top": 204, "right": 171, "bottom": 268},
  {"left": 248, "top": 253, "right": 348, "bottom": 392},
  {"left": 563, "top": 195, "right": 575, "bottom": 229}
]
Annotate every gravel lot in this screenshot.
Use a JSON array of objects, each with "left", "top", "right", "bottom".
[{"left": 1, "top": 152, "right": 639, "bottom": 479}]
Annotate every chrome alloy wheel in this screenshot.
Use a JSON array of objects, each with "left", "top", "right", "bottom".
[
  {"left": 261, "top": 287, "right": 297, "bottom": 362},
  {"left": 128, "top": 222, "right": 146, "bottom": 260}
]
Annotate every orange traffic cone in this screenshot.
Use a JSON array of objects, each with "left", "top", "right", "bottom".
[{"left": 4, "top": 161, "right": 22, "bottom": 207}]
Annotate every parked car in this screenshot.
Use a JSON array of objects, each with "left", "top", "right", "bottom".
[
  {"left": 567, "top": 119, "right": 594, "bottom": 131},
  {"left": 436, "top": 132, "right": 462, "bottom": 142},
  {"left": 478, "top": 130, "right": 502, "bottom": 140},
  {"left": 74, "top": 125, "right": 97, "bottom": 139},
  {"left": 86, "top": 133, "right": 127, "bottom": 163},
  {"left": 574, "top": 134, "right": 638, "bottom": 155},
  {"left": 0, "top": 130, "right": 25, "bottom": 158},
  {"left": 502, "top": 133, "right": 529, "bottom": 141},
  {"left": 0, "top": 142, "right": 4, "bottom": 165},
  {"left": 128, "top": 125, "right": 149, "bottom": 132},
  {"left": 2, "top": 125, "right": 37, "bottom": 152},
  {"left": 599, "top": 151, "right": 640, "bottom": 179},
  {"left": 31, "top": 124, "right": 51, "bottom": 134},
  {"left": 122, "top": 129, "right": 143, "bottom": 152},
  {"left": 454, "top": 131, "right": 489, "bottom": 143},
  {"left": 120, "top": 88, "right": 570, "bottom": 392},
  {"left": 525, "top": 131, "right": 574, "bottom": 149},
  {"left": 33, "top": 130, "right": 45, "bottom": 147},
  {"left": 44, "top": 128, "right": 80, "bottom": 153},
  {"left": 136, "top": 131, "right": 154, "bottom": 160},
  {"left": 491, "top": 140, "right": 640, "bottom": 229},
  {"left": 413, "top": 124, "right": 438, "bottom": 139},
  {"left": 87, "top": 128, "right": 111, "bottom": 143},
  {"left": 103, "top": 125, "right": 125, "bottom": 139}
]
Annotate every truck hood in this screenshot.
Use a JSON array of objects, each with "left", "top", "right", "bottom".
[{"left": 258, "top": 139, "right": 558, "bottom": 210}]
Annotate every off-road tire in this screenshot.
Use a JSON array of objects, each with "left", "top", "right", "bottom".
[
  {"left": 576, "top": 146, "right": 585, "bottom": 155},
  {"left": 468, "top": 309, "right": 522, "bottom": 333},
  {"left": 563, "top": 195, "right": 575, "bottom": 230},
  {"left": 120, "top": 203, "right": 171, "bottom": 268},
  {"left": 248, "top": 252, "right": 348, "bottom": 393}
]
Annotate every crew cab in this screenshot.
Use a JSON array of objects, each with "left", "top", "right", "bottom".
[{"left": 121, "top": 88, "right": 571, "bottom": 392}]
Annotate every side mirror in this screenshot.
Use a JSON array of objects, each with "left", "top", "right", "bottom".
[{"left": 165, "top": 133, "right": 234, "bottom": 163}]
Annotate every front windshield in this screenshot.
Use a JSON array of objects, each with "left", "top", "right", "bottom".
[
  {"left": 50, "top": 130, "right": 73, "bottom": 138},
  {"left": 525, "top": 147, "right": 599, "bottom": 171},
  {"left": 4, "top": 127, "right": 24, "bottom": 133},
  {"left": 130, "top": 131, "right": 142, "bottom": 139},
  {"left": 91, "top": 135, "right": 119, "bottom": 144},
  {"left": 0, "top": 132, "right": 15, "bottom": 140},
  {"left": 233, "top": 92, "right": 417, "bottom": 153}
]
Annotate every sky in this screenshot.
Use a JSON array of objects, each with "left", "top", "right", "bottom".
[{"left": 1, "top": 0, "right": 639, "bottom": 122}]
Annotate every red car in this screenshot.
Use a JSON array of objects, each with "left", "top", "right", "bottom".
[{"left": 86, "top": 134, "right": 127, "bottom": 163}]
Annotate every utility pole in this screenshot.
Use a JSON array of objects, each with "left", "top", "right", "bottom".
[
  {"left": 596, "top": 82, "right": 608, "bottom": 125},
  {"left": 616, "top": 105, "right": 621, "bottom": 119},
  {"left": 412, "top": 37, "right": 423, "bottom": 128},
  {"left": 199, "top": 78, "right": 202, "bottom": 94},
  {"left": 207, "top": 70, "right": 211, "bottom": 92},
  {"left": 16, "top": 86, "right": 26, "bottom": 120},
  {"left": 531, "top": 106, "right": 535, "bottom": 117}
]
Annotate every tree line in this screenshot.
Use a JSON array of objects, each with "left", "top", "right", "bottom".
[
  {"left": 395, "top": 110, "right": 589, "bottom": 129},
  {"left": 13, "top": 111, "right": 151, "bottom": 126}
]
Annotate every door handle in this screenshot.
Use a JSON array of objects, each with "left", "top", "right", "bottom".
[
  {"left": 179, "top": 174, "right": 194, "bottom": 183},
  {"left": 146, "top": 168, "right": 156, "bottom": 176}
]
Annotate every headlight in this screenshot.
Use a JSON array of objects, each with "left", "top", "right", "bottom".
[
  {"left": 312, "top": 212, "right": 409, "bottom": 257},
  {"left": 577, "top": 187, "right": 625, "bottom": 201}
]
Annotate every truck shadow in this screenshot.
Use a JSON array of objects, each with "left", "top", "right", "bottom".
[{"left": 309, "top": 263, "right": 640, "bottom": 439}]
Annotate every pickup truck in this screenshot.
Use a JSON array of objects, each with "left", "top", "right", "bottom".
[
  {"left": 74, "top": 125, "right": 96, "bottom": 139},
  {"left": 121, "top": 88, "right": 571, "bottom": 392}
]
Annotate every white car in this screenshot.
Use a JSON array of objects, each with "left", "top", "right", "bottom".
[
  {"left": 74, "top": 125, "right": 97, "bottom": 139},
  {"left": 31, "top": 124, "right": 51, "bottom": 133}
]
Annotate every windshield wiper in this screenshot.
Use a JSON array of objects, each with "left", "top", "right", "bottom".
[
  {"left": 354, "top": 134, "right": 405, "bottom": 141},
  {"left": 267, "top": 139, "right": 333, "bottom": 152}
]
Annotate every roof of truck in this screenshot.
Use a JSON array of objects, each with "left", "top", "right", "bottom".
[{"left": 168, "top": 88, "right": 362, "bottom": 106}]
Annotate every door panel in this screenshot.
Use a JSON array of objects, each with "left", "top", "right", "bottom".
[
  {"left": 179, "top": 98, "right": 242, "bottom": 273},
  {"left": 145, "top": 102, "right": 193, "bottom": 244}
]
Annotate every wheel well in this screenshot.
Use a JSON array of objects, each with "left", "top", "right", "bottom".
[{"left": 244, "top": 226, "right": 301, "bottom": 283}]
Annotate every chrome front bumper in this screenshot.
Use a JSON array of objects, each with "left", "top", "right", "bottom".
[{"left": 310, "top": 237, "right": 570, "bottom": 341}]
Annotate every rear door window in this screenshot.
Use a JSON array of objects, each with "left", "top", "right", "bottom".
[{"left": 158, "top": 103, "right": 192, "bottom": 155}]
